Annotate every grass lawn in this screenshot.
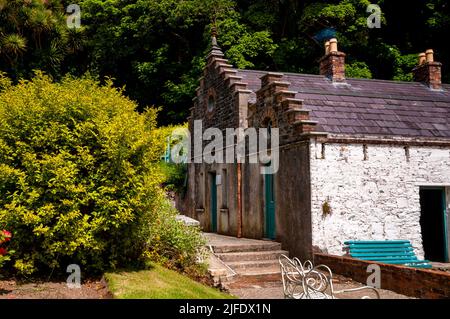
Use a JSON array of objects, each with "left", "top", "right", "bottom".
[{"left": 105, "top": 263, "right": 235, "bottom": 299}]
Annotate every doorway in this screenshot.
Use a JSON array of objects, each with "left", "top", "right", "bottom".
[
  {"left": 209, "top": 173, "right": 217, "bottom": 232},
  {"left": 264, "top": 171, "right": 276, "bottom": 240},
  {"left": 419, "top": 187, "right": 448, "bottom": 262}
]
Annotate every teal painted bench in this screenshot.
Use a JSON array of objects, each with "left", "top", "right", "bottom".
[{"left": 344, "top": 240, "right": 432, "bottom": 269}]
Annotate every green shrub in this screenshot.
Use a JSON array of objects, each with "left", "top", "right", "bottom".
[
  {"left": 159, "top": 162, "right": 187, "bottom": 193},
  {"left": 155, "top": 124, "right": 188, "bottom": 193},
  {"left": 144, "top": 200, "right": 206, "bottom": 272},
  {"left": 346, "top": 61, "right": 372, "bottom": 79},
  {"left": 0, "top": 72, "right": 203, "bottom": 276}
]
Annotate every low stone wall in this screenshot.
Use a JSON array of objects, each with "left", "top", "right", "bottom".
[{"left": 314, "top": 253, "right": 450, "bottom": 299}]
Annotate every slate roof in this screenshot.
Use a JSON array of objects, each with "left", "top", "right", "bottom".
[{"left": 238, "top": 69, "right": 450, "bottom": 139}]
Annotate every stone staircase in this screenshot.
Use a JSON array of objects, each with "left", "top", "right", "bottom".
[{"left": 205, "top": 233, "right": 288, "bottom": 288}]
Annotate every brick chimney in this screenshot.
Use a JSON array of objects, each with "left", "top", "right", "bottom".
[
  {"left": 319, "top": 38, "right": 346, "bottom": 82},
  {"left": 412, "top": 49, "right": 442, "bottom": 90}
]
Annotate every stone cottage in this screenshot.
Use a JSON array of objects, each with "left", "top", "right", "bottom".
[{"left": 185, "top": 34, "right": 450, "bottom": 263}]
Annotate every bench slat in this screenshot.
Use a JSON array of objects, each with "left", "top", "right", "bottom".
[
  {"left": 353, "top": 256, "right": 417, "bottom": 261},
  {"left": 345, "top": 240, "right": 410, "bottom": 245},
  {"left": 347, "top": 244, "right": 412, "bottom": 249},
  {"left": 363, "top": 260, "right": 420, "bottom": 264},
  {"left": 351, "top": 254, "right": 416, "bottom": 259},
  {"left": 345, "top": 240, "right": 431, "bottom": 269},
  {"left": 349, "top": 248, "right": 413, "bottom": 253},
  {"left": 410, "top": 264, "right": 433, "bottom": 269},
  {"left": 378, "top": 260, "right": 430, "bottom": 265},
  {"left": 354, "top": 258, "right": 424, "bottom": 263}
]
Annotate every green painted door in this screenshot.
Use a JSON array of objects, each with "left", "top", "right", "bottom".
[
  {"left": 265, "top": 172, "right": 275, "bottom": 239},
  {"left": 210, "top": 173, "right": 217, "bottom": 232}
]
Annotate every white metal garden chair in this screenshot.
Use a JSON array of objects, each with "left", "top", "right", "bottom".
[{"left": 278, "top": 255, "right": 380, "bottom": 299}]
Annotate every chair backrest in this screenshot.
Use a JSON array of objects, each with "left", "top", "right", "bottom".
[
  {"left": 279, "top": 255, "right": 334, "bottom": 299},
  {"left": 278, "top": 255, "right": 304, "bottom": 298},
  {"left": 279, "top": 255, "right": 380, "bottom": 299}
]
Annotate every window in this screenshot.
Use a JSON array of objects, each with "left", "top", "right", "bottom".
[
  {"left": 207, "top": 95, "right": 215, "bottom": 112},
  {"left": 267, "top": 119, "right": 272, "bottom": 138},
  {"left": 263, "top": 118, "right": 273, "bottom": 150}
]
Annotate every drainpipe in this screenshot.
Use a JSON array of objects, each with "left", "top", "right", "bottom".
[{"left": 237, "top": 163, "right": 242, "bottom": 238}]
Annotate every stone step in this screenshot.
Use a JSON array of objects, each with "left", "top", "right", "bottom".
[
  {"left": 235, "top": 273, "right": 282, "bottom": 288},
  {"left": 227, "top": 259, "right": 280, "bottom": 271},
  {"left": 216, "top": 250, "right": 289, "bottom": 262},
  {"left": 212, "top": 242, "right": 282, "bottom": 253},
  {"left": 224, "top": 275, "right": 283, "bottom": 290},
  {"left": 235, "top": 266, "right": 281, "bottom": 279}
]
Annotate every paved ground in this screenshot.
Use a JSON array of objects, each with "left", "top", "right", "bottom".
[
  {"left": 226, "top": 274, "right": 412, "bottom": 299},
  {"left": 204, "top": 232, "right": 279, "bottom": 248},
  {"left": 204, "top": 233, "right": 412, "bottom": 299}
]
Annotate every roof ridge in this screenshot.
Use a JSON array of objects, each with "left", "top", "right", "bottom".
[{"left": 237, "top": 68, "right": 449, "bottom": 86}]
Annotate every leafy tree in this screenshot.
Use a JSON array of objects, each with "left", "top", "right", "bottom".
[
  {"left": 77, "top": 0, "right": 276, "bottom": 124},
  {"left": 0, "top": 0, "right": 86, "bottom": 79},
  {"left": 1, "top": 0, "right": 450, "bottom": 123},
  {"left": 216, "top": 11, "right": 277, "bottom": 69},
  {"left": 346, "top": 61, "right": 372, "bottom": 79}
]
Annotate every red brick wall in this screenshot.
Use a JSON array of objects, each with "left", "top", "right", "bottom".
[
  {"left": 314, "top": 253, "right": 450, "bottom": 299},
  {"left": 412, "top": 62, "right": 442, "bottom": 90},
  {"left": 319, "top": 51, "right": 346, "bottom": 82}
]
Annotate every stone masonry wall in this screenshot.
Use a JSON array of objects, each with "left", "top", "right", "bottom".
[
  {"left": 186, "top": 43, "right": 252, "bottom": 235},
  {"left": 309, "top": 141, "right": 450, "bottom": 258}
]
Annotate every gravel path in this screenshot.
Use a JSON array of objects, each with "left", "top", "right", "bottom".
[{"left": 0, "top": 278, "right": 111, "bottom": 299}]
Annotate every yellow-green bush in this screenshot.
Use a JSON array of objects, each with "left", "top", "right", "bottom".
[
  {"left": 0, "top": 72, "right": 201, "bottom": 276},
  {"left": 145, "top": 200, "right": 206, "bottom": 272}
]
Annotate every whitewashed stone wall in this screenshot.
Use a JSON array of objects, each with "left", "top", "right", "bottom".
[
  {"left": 446, "top": 188, "right": 450, "bottom": 256},
  {"left": 309, "top": 141, "right": 450, "bottom": 258}
]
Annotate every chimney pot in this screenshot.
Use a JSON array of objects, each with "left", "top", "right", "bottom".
[
  {"left": 426, "top": 49, "right": 434, "bottom": 63},
  {"left": 418, "top": 53, "right": 426, "bottom": 65},
  {"left": 329, "top": 38, "right": 338, "bottom": 53},
  {"left": 325, "top": 41, "right": 330, "bottom": 55}
]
